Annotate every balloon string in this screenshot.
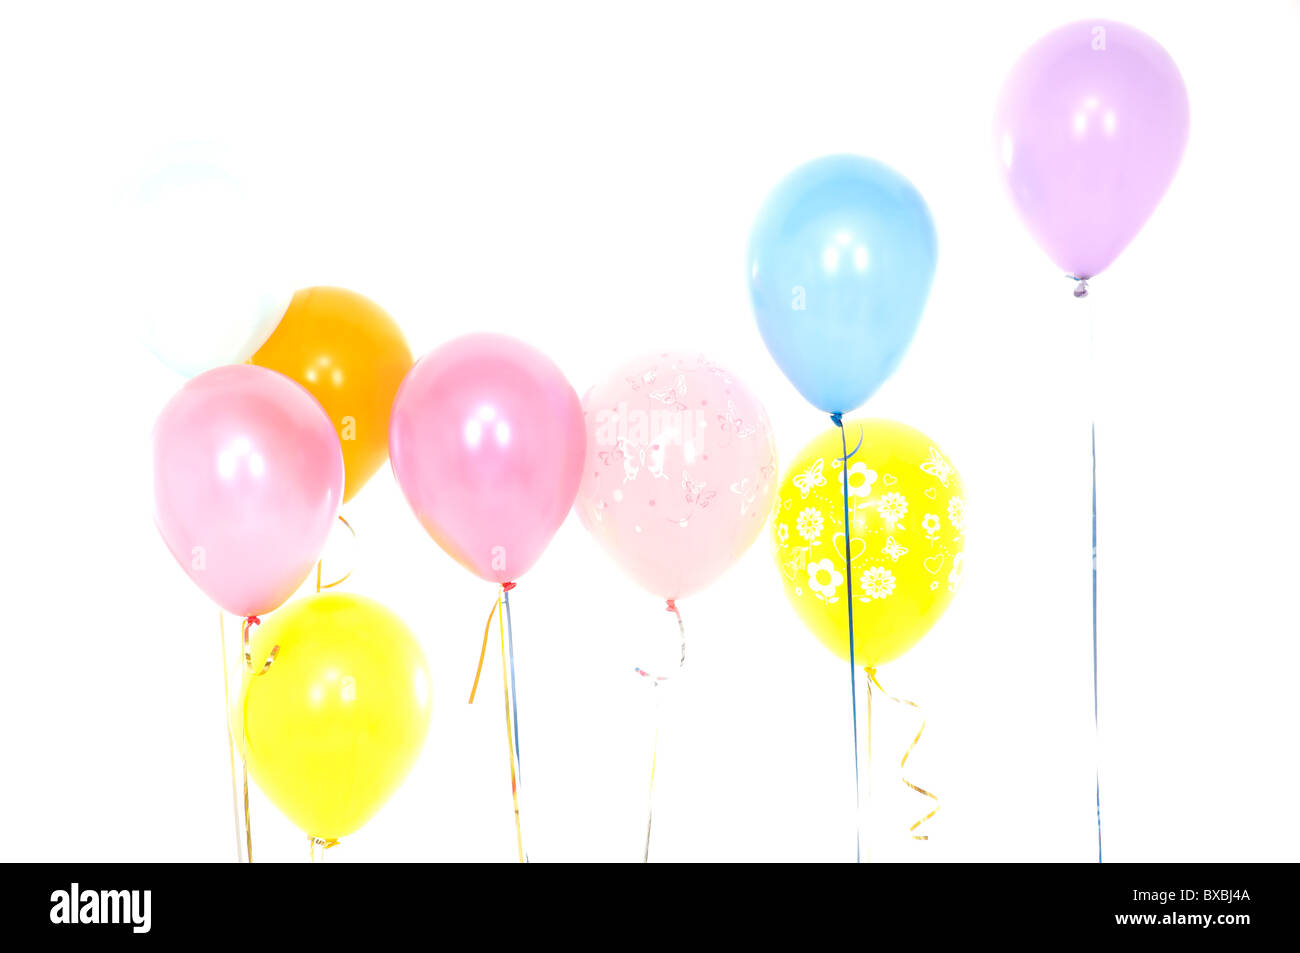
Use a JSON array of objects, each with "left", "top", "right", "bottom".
[
  {"left": 1092, "top": 426, "right": 1103, "bottom": 861},
  {"left": 240, "top": 615, "right": 260, "bottom": 862},
  {"left": 469, "top": 581, "right": 517, "bottom": 707},
  {"left": 831, "top": 412, "right": 862, "bottom": 863},
  {"left": 638, "top": 599, "right": 686, "bottom": 862},
  {"left": 865, "top": 665, "right": 873, "bottom": 862},
  {"left": 238, "top": 614, "right": 276, "bottom": 862},
  {"left": 1083, "top": 296, "right": 1103, "bottom": 861},
  {"left": 242, "top": 761, "right": 252, "bottom": 863},
  {"left": 502, "top": 584, "right": 522, "bottom": 784},
  {"left": 864, "top": 668, "right": 938, "bottom": 840},
  {"left": 218, "top": 612, "right": 243, "bottom": 862},
  {"left": 315, "top": 514, "right": 357, "bottom": 592},
  {"left": 471, "top": 585, "right": 525, "bottom": 860},
  {"left": 497, "top": 588, "right": 526, "bottom": 862}
]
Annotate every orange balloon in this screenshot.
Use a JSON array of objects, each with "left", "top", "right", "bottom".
[{"left": 252, "top": 287, "right": 412, "bottom": 502}]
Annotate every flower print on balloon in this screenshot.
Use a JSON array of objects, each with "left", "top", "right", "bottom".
[
  {"left": 807, "top": 559, "right": 844, "bottom": 603},
  {"left": 877, "top": 492, "right": 908, "bottom": 531},
  {"left": 921, "top": 513, "right": 941, "bottom": 541},
  {"left": 859, "top": 566, "right": 897, "bottom": 603},
  {"left": 796, "top": 506, "right": 825, "bottom": 543},
  {"left": 841, "top": 462, "right": 878, "bottom": 499},
  {"left": 947, "top": 496, "right": 966, "bottom": 535}
]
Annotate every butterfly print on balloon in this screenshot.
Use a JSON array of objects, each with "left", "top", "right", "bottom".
[
  {"left": 649, "top": 374, "right": 688, "bottom": 411},
  {"left": 920, "top": 447, "right": 953, "bottom": 488},
  {"left": 792, "top": 458, "right": 826, "bottom": 499},
  {"left": 717, "top": 398, "right": 756, "bottom": 442},
  {"left": 598, "top": 437, "right": 668, "bottom": 484},
  {"left": 624, "top": 368, "right": 657, "bottom": 391},
  {"left": 730, "top": 476, "right": 761, "bottom": 516}
]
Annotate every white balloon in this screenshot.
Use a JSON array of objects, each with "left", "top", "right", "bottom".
[{"left": 129, "top": 162, "right": 289, "bottom": 377}]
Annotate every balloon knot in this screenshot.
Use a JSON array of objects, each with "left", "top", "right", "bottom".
[
  {"left": 501, "top": 582, "right": 517, "bottom": 592},
  {"left": 829, "top": 412, "right": 844, "bottom": 428},
  {"left": 1067, "top": 274, "right": 1090, "bottom": 298},
  {"left": 665, "top": 598, "right": 677, "bottom": 613},
  {"left": 245, "top": 615, "right": 261, "bottom": 627}
]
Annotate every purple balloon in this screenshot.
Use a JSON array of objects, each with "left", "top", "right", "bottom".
[{"left": 995, "top": 20, "right": 1189, "bottom": 282}]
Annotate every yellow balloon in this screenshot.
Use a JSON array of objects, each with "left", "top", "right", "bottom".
[
  {"left": 236, "top": 593, "right": 432, "bottom": 841},
  {"left": 773, "top": 419, "right": 966, "bottom": 668},
  {"left": 251, "top": 287, "right": 413, "bottom": 503}
]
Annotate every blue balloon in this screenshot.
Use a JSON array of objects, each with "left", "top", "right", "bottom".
[{"left": 747, "top": 155, "right": 937, "bottom": 415}]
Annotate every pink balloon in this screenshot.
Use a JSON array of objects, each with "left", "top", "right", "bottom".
[
  {"left": 152, "top": 364, "right": 344, "bottom": 618},
  {"left": 389, "top": 333, "right": 585, "bottom": 584},
  {"left": 575, "top": 352, "right": 777, "bottom": 601},
  {"left": 994, "top": 20, "right": 1189, "bottom": 282}
]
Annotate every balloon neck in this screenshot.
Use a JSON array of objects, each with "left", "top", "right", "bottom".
[
  {"left": 829, "top": 412, "right": 844, "bottom": 428},
  {"left": 665, "top": 598, "right": 678, "bottom": 614},
  {"left": 501, "top": 581, "right": 517, "bottom": 592},
  {"left": 1068, "top": 275, "right": 1090, "bottom": 298}
]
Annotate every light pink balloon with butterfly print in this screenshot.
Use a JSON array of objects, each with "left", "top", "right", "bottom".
[{"left": 575, "top": 351, "right": 778, "bottom": 601}]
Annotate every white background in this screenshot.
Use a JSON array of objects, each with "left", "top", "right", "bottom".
[{"left": 2, "top": 0, "right": 1298, "bottom": 862}]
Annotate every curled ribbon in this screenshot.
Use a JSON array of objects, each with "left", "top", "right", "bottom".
[
  {"left": 469, "top": 582, "right": 516, "bottom": 704},
  {"left": 222, "top": 612, "right": 277, "bottom": 865},
  {"left": 865, "top": 667, "right": 939, "bottom": 840},
  {"left": 638, "top": 598, "right": 686, "bottom": 862},
  {"left": 309, "top": 836, "right": 339, "bottom": 862},
  {"left": 241, "top": 615, "right": 277, "bottom": 675},
  {"left": 316, "top": 514, "right": 357, "bottom": 592}
]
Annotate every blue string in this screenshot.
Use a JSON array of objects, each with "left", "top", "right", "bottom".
[
  {"left": 1092, "top": 424, "right": 1102, "bottom": 863},
  {"left": 831, "top": 412, "right": 861, "bottom": 864},
  {"left": 503, "top": 585, "right": 522, "bottom": 786}
]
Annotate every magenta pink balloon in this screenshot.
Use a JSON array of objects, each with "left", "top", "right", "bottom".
[
  {"left": 574, "top": 352, "right": 778, "bottom": 601},
  {"left": 994, "top": 20, "right": 1189, "bottom": 281},
  {"left": 152, "top": 364, "right": 344, "bottom": 618},
  {"left": 389, "top": 333, "right": 585, "bottom": 584}
]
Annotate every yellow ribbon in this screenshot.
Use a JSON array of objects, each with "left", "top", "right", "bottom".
[
  {"left": 466, "top": 588, "right": 525, "bottom": 861},
  {"left": 223, "top": 613, "right": 279, "bottom": 863},
  {"left": 865, "top": 667, "right": 939, "bottom": 840},
  {"left": 309, "top": 836, "right": 340, "bottom": 862},
  {"left": 316, "top": 514, "right": 357, "bottom": 592},
  {"left": 468, "top": 595, "right": 500, "bottom": 704}
]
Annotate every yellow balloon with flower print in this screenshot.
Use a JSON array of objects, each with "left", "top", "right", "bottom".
[{"left": 773, "top": 419, "right": 966, "bottom": 668}]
